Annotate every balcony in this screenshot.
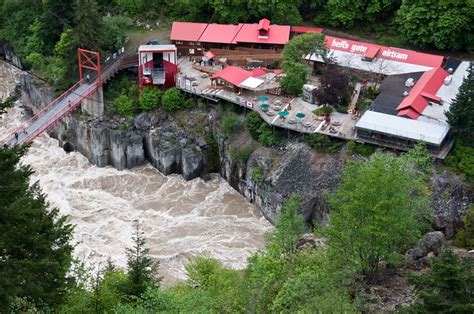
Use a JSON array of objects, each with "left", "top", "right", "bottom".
[{"left": 143, "top": 67, "right": 166, "bottom": 85}]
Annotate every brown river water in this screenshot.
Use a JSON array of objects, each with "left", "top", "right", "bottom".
[{"left": 0, "top": 61, "right": 271, "bottom": 284}]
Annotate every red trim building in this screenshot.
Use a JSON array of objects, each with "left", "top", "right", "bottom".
[
  {"left": 138, "top": 44, "right": 178, "bottom": 91},
  {"left": 170, "top": 18, "right": 322, "bottom": 56}
]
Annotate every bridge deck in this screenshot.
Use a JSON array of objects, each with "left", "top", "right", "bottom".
[
  {"left": 2, "top": 52, "right": 136, "bottom": 148},
  {"left": 5, "top": 82, "right": 94, "bottom": 147}
]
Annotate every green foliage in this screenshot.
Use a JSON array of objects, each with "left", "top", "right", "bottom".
[
  {"left": 323, "top": 151, "right": 431, "bottom": 281},
  {"left": 444, "top": 141, "right": 474, "bottom": 185},
  {"left": 220, "top": 111, "right": 241, "bottom": 137},
  {"left": 229, "top": 143, "right": 253, "bottom": 164},
  {"left": 185, "top": 257, "right": 221, "bottom": 289},
  {"left": 161, "top": 87, "right": 190, "bottom": 111},
  {"left": 446, "top": 63, "right": 474, "bottom": 145},
  {"left": 321, "top": 0, "right": 400, "bottom": 28},
  {"left": 0, "top": 146, "right": 74, "bottom": 311},
  {"left": 408, "top": 249, "right": 474, "bottom": 313},
  {"left": 61, "top": 265, "right": 128, "bottom": 313},
  {"left": 245, "top": 111, "right": 283, "bottom": 146},
  {"left": 396, "top": 0, "right": 474, "bottom": 50},
  {"left": 454, "top": 204, "right": 474, "bottom": 249},
  {"left": 245, "top": 111, "right": 263, "bottom": 139},
  {"left": 204, "top": 133, "right": 220, "bottom": 173},
  {"left": 251, "top": 164, "right": 265, "bottom": 183},
  {"left": 0, "top": 95, "right": 17, "bottom": 114},
  {"left": 280, "top": 33, "right": 326, "bottom": 96},
  {"left": 257, "top": 123, "right": 282, "bottom": 146},
  {"left": 266, "top": 195, "right": 307, "bottom": 256},
  {"left": 125, "top": 223, "right": 160, "bottom": 298},
  {"left": 303, "top": 133, "right": 342, "bottom": 153},
  {"left": 347, "top": 140, "right": 376, "bottom": 157},
  {"left": 282, "top": 32, "right": 327, "bottom": 64},
  {"left": 280, "top": 61, "right": 308, "bottom": 96},
  {"left": 74, "top": 0, "right": 104, "bottom": 51},
  {"left": 114, "top": 94, "right": 134, "bottom": 117},
  {"left": 313, "top": 105, "right": 333, "bottom": 116},
  {"left": 103, "top": 15, "right": 133, "bottom": 51},
  {"left": 139, "top": 87, "right": 162, "bottom": 112}
]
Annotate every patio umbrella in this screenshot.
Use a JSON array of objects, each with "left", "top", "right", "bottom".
[
  {"left": 258, "top": 95, "right": 269, "bottom": 102},
  {"left": 260, "top": 104, "right": 270, "bottom": 111},
  {"left": 278, "top": 111, "right": 289, "bottom": 118},
  {"left": 296, "top": 112, "right": 305, "bottom": 119}
]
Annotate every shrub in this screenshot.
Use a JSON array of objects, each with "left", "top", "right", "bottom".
[
  {"left": 444, "top": 141, "right": 474, "bottom": 185},
  {"left": 161, "top": 88, "right": 189, "bottom": 111},
  {"left": 347, "top": 140, "right": 376, "bottom": 157},
  {"left": 257, "top": 124, "right": 282, "bottom": 146},
  {"left": 453, "top": 204, "right": 474, "bottom": 249},
  {"left": 303, "top": 134, "right": 342, "bottom": 153},
  {"left": 139, "top": 87, "right": 162, "bottom": 111},
  {"left": 251, "top": 164, "right": 265, "bottom": 183},
  {"left": 114, "top": 94, "right": 134, "bottom": 117},
  {"left": 245, "top": 111, "right": 283, "bottom": 146},
  {"left": 229, "top": 144, "right": 253, "bottom": 164},
  {"left": 313, "top": 106, "right": 333, "bottom": 116},
  {"left": 220, "top": 112, "right": 241, "bottom": 137},
  {"left": 245, "top": 111, "right": 263, "bottom": 140}
]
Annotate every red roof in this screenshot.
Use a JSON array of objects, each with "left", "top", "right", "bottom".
[
  {"left": 211, "top": 66, "right": 252, "bottom": 86},
  {"left": 198, "top": 24, "right": 243, "bottom": 44},
  {"left": 398, "top": 108, "right": 421, "bottom": 120},
  {"left": 365, "top": 46, "right": 379, "bottom": 59},
  {"left": 206, "top": 51, "right": 215, "bottom": 59},
  {"left": 290, "top": 26, "right": 323, "bottom": 33},
  {"left": 325, "top": 36, "right": 444, "bottom": 68},
  {"left": 258, "top": 18, "right": 270, "bottom": 31},
  {"left": 397, "top": 67, "right": 448, "bottom": 119},
  {"left": 251, "top": 68, "right": 268, "bottom": 77},
  {"left": 170, "top": 22, "right": 208, "bottom": 42},
  {"left": 234, "top": 23, "right": 290, "bottom": 45}
]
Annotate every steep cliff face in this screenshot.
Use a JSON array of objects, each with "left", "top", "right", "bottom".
[
  {"left": 0, "top": 43, "right": 23, "bottom": 69},
  {"left": 18, "top": 72, "right": 472, "bottom": 232},
  {"left": 217, "top": 136, "right": 343, "bottom": 225}
]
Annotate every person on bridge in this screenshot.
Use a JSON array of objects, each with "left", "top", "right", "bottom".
[
  {"left": 14, "top": 132, "right": 18, "bottom": 142},
  {"left": 86, "top": 74, "right": 90, "bottom": 83}
]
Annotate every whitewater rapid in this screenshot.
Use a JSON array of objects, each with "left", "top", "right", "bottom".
[{"left": 0, "top": 61, "right": 271, "bottom": 284}]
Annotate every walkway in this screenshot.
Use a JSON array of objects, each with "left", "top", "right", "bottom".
[{"left": 176, "top": 59, "right": 358, "bottom": 140}]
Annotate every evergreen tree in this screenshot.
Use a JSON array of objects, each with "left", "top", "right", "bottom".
[
  {"left": 74, "top": 0, "right": 104, "bottom": 51},
  {"left": 0, "top": 146, "right": 74, "bottom": 311},
  {"left": 41, "top": 0, "right": 76, "bottom": 52},
  {"left": 446, "top": 63, "right": 474, "bottom": 145},
  {"left": 125, "top": 222, "right": 160, "bottom": 298},
  {"left": 409, "top": 249, "right": 474, "bottom": 313}
]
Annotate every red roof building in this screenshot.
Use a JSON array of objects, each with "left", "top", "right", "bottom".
[
  {"left": 198, "top": 23, "right": 244, "bottom": 44},
  {"left": 396, "top": 67, "right": 448, "bottom": 119},
  {"left": 171, "top": 19, "right": 291, "bottom": 47},
  {"left": 233, "top": 22, "right": 290, "bottom": 45},
  {"left": 170, "top": 22, "right": 208, "bottom": 42},
  {"left": 211, "top": 66, "right": 252, "bottom": 86}
]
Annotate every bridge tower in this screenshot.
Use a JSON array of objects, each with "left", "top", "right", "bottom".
[{"left": 78, "top": 48, "right": 104, "bottom": 118}]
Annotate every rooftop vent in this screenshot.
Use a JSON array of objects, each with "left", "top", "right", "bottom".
[
  {"left": 403, "top": 91, "right": 409, "bottom": 97},
  {"left": 405, "top": 78, "right": 414, "bottom": 88},
  {"left": 444, "top": 75, "right": 453, "bottom": 86},
  {"left": 447, "top": 68, "right": 454, "bottom": 74}
]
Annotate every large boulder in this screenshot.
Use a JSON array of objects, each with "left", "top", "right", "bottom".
[
  {"left": 406, "top": 231, "right": 446, "bottom": 269},
  {"left": 431, "top": 172, "right": 472, "bottom": 239}
]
